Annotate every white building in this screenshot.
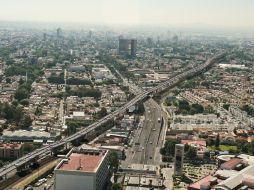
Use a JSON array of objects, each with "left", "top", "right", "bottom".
[
  {"left": 174, "top": 144, "right": 184, "bottom": 175},
  {"left": 54, "top": 146, "right": 109, "bottom": 190}
]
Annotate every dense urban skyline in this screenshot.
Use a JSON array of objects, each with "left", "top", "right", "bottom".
[{"left": 1, "top": 1, "right": 254, "bottom": 190}]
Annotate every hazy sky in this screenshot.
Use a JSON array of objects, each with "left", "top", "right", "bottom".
[{"left": 0, "top": 0, "right": 254, "bottom": 28}]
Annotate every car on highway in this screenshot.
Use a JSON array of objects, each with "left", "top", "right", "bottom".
[
  {"left": 0, "top": 53, "right": 224, "bottom": 178},
  {"left": 149, "top": 142, "right": 152, "bottom": 144},
  {"left": 34, "top": 178, "right": 47, "bottom": 187},
  {"left": 142, "top": 147, "right": 144, "bottom": 150},
  {"left": 24, "top": 185, "right": 33, "bottom": 190},
  {"left": 152, "top": 128, "right": 156, "bottom": 131}
]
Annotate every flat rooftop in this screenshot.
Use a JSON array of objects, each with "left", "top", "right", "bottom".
[{"left": 58, "top": 152, "right": 105, "bottom": 173}]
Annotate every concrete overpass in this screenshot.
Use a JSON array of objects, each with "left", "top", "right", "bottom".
[{"left": 0, "top": 52, "right": 226, "bottom": 179}]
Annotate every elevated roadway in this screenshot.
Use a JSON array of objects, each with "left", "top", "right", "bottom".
[{"left": 0, "top": 52, "right": 226, "bottom": 178}]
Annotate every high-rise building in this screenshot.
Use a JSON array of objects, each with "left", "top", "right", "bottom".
[
  {"left": 43, "top": 33, "right": 47, "bottom": 41},
  {"left": 54, "top": 146, "right": 109, "bottom": 190},
  {"left": 88, "top": 30, "right": 92, "bottom": 39},
  {"left": 130, "top": 39, "right": 137, "bottom": 58},
  {"left": 147, "top": 37, "right": 153, "bottom": 47},
  {"left": 119, "top": 38, "right": 130, "bottom": 54},
  {"left": 174, "top": 144, "right": 184, "bottom": 175},
  {"left": 56, "top": 28, "right": 63, "bottom": 38}
]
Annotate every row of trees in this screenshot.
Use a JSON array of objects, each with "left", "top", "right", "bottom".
[
  {"left": 5, "top": 64, "right": 43, "bottom": 81},
  {"left": 66, "top": 86, "right": 102, "bottom": 99},
  {"left": 160, "top": 138, "right": 200, "bottom": 161},
  {"left": 98, "top": 53, "right": 134, "bottom": 79},
  {"left": 66, "top": 78, "right": 92, "bottom": 85},
  {"left": 0, "top": 102, "right": 32, "bottom": 130},
  {"left": 175, "top": 100, "right": 207, "bottom": 115},
  {"left": 241, "top": 104, "right": 254, "bottom": 117},
  {"left": 14, "top": 80, "right": 32, "bottom": 101},
  {"left": 65, "top": 120, "right": 93, "bottom": 135},
  {"left": 48, "top": 75, "right": 65, "bottom": 84}
]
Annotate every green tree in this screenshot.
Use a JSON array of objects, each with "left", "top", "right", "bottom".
[
  {"left": 190, "top": 103, "right": 204, "bottom": 115},
  {"left": 178, "top": 100, "right": 190, "bottom": 112},
  {"left": 13, "top": 106, "right": 24, "bottom": 124},
  {"left": 98, "top": 107, "right": 107, "bottom": 119},
  {"left": 203, "top": 151, "right": 210, "bottom": 160},
  {"left": 215, "top": 134, "right": 220, "bottom": 148},
  {"left": 48, "top": 76, "right": 65, "bottom": 84},
  {"left": 160, "top": 138, "right": 181, "bottom": 157},
  {"left": 0, "top": 160, "right": 4, "bottom": 167},
  {"left": 248, "top": 141, "right": 254, "bottom": 155},
  {"left": 14, "top": 88, "right": 29, "bottom": 101},
  {"left": 66, "top": 78, "right": 91, "bottom": 85},
  {"left": 19, "top": 114, "right": 32, "bottom": 129},
  {"left": 186, "top": 146, "right": 197, "bottom": 159},
  {"left": 223, "top": 104, "right": 230, "bottom": 110},
  {"left": 20, "top": 99, "right": 30, "bottom": 106},
  {"left": 236, "top": 139, "right": 248, "bottom": 153},
  {"left": 111, "top": 183, "right": 122, "bottom": 190},
  {"left": 108, "top": 151, "right": 119, "bottom": 171},
  {"left": 6, "top": 78, "right": 11, "bottom": 83},
  {"left": 3, "top": 103, "right": 15, "bottom": 120},
  {"left": 184, "top": 144, "right": 190, "bottom": 152},
  {"left": 34, "top": 106, "right": 42, "bottom": 116},
  {"left": 67, "top": 124, "right": 77, "bottom": 135},
  {"left": 12, "top": 100, "right": 19, "bottom": 107},
  {"left": 207, "top": 138, "right": 215, "bottom": 146}
]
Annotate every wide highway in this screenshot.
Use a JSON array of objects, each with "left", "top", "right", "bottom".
[
  {"left": 130, "top": 98, "right": 164, "bottom": 165},
  {"left": 0, "top": 52, "right": 226, "bottom": 178}
]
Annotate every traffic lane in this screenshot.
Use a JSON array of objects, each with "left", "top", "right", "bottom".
[
  {"left": 0, "top": 53, "right": 224, "bottom": 177},
  {"left": 133, "top": 101, "right": 153, "bottom": 163},
  {"left": 131, "top": 102, "right": 149, "bottom": 163},
  {"left": 152, "top": 101, "right": 168, "bottom": 165},
  {"left": 132, "top": 100, "right": 155, "bottom": 164},
  {"left": 145, "top": 100, "right": 162, "bottom": 165},
  {"left": 141, "top": 99, "right": 161, "bottom": 164},
  {"left": 141, "top": 100, "right": 157, "bottom": 164}
]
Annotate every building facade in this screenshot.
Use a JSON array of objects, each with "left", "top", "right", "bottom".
[
  {"left": 130, "top": 39, "right": 137, "bottom": 58},
  {"left": 0, "top": 143, "right": 23, "bottom": 160},
  {"left": 54, "top": 146, "right": 109, "bottom": 190},
  {"left": 174, "top": 144, "right": 184, "bottom": 175}
]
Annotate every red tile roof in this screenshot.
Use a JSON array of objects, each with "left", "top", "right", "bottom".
[
  {"left": 0, "top": 143, "right": 22, "bottom": 149},
  {"left": 181, "top": 140, "right": 207, "bottom": 147},
  {"left": 220, "top": 158, "right": 242, "bottom": 170},
  {"left": 59, "top": 153, "right": 104, "bottom": 173},
  {"left": 188, "top": 175, "right": 213, "bottom": 190}
]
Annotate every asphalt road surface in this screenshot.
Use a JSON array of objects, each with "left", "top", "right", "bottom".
[{"left": 130, "top": 98, "right": 166, "bottom": 165}]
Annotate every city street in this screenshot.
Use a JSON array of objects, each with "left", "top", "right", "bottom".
[{"left": 124, "top": 98, "right": 166, "bottom": 165}]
